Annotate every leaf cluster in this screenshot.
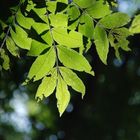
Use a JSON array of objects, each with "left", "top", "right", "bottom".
[{"left": 0, "top": 0, "right": 135, "bottom": 116}]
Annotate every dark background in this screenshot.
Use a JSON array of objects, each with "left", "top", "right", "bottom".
[{"left": 0, "top": 0, "right": 140, "bottom": 140}]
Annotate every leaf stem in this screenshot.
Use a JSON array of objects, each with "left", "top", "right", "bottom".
[
  {"left": 0, "top": 26, "right": 11, "bottom": 51},
  {"left": 45, "top": 11, "right": 60, "bottom": 76}
]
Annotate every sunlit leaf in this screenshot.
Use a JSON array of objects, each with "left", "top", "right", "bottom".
[
  {"left": 28, "top": 47, "right": 55, "bottom": 81},
  {"left": 56, "top": 75, "right": 70, "bottom": 116},
  {"left": 49, "top": 13, "right": 68, "bottom": 27},
  {"left": 60, "top": 67, "right": 85, "bottom": 98},
  {"left": 129, "top": 14, "right": 140, "bottom": 34},
  {"left": 78, "top": 13, "right": 94, "bottom": 39},
  {"left": 36, "top": 69, "right": 57, "bottom": 100},
  {"left": 58, "top": 45, "right": 94, "bottom": 75},
  {"left": 99, "top": 12, "right": 130, "bottom": 29},
  {"left": 27, "top": 40, "right": 50, "bottom": 56},
  {"left": 86, "top": 1, "right": 111, "bottom": 19},
  {"left": 6, "top": 36, "right": 19, "bottom": 57},
  {"left": 94, "top": 25, "right": 109, "bottom": 64},
  {"left": 52, "top": 28, "right": 83, "bottom": 48},
  {"left": 16, "top": 10, "right": 34, "bottom": 29},
  {"left": 10, "top": 26, "right": 32, "bottom": 50}
]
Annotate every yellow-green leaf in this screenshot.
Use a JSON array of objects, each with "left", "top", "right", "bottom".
[
  {"left": 56, "top": 75, "right": 70, "bottom": 116},
  {"left": 6, "top": 36, "right": 19, "bottom": 57},
  {"left": 10, "top": 26, "right": 32, "bottom": 50},
  {"left": 36, "top": 69, "right": 57, "bottom": 100},
  {"left": 94, "top": 25, "right": 109, "bottom": 64},
  {"left": 58, "top": 45, "right": 94, "bottom": 75},
  {"left": 28, "top": 47, "right": 55, "bottom": 81},
  {"left": 52, "top": 28, "right": 83, "bottom": 48},
  {"left": 60, "top": 67, "right": 85, "bottom": 98}
]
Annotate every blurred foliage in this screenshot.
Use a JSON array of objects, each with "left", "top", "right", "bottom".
[{"left": 0, "top": 0, "right": 140, "bottom": 140}]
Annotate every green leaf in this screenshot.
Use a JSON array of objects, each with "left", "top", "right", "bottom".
[
  {"left": 73, "top": 0, "right": 96, "bottom": 8},
  {"left": 10, "top": 26, "right": 32, "bottom": 50},
  {"left": 27, "top": 40, "right": 50, "bottom": 56},
  {"left": 58, "top": 45, "right": 94, "bottom": 75},
  {"left": 52, "top": 28, "right": 83, "bottom": 48},
  {"left": 67, "top": 5, "right": 80, "bottom": 30},
  {"left": 16, "top": 10, "right": 34, "bottom": 29},
  {"left": 56, "top": 75, "right": 70, "bottom": 116},
  {"left": 0, "top": 49, "right": 10, "bottom": 70},
  {"left": 68, "top": 5, "right": 80, "bottom": 21},
  {"left": 35, "top": 69, "right": 57, "bottom": 100},
  {"left": 94, "top": 25, "right": 109, "bottom": 64},
  {"left": 78, "top": 13, "right": 94, "bottom": 39},
  {"left": 85, "top": 39, "right": 92, "bottom": 52},
  {"left": 129, "top": 14, "right": 140, "bottom": 34},
  {"left": 49, "top": 13, "right": 68, "bottom": 27},
  {"left": 32, "top": 22, "right": 49, "bottom": 34},
  {"left": 108, "top": 31, "right": 131, "bottom": 60},
  {"left": 41, "top": 31, "right": 53, "bottom": 46},
  {"left": 33, "top": 7, "right": 49, "bottom": 23},
  {"left": 57, "top": 0, "right": 68, "bottom": 4},
  {"left": 116, "top": 39, "right": 131, "bottom": 52},
  {"left": 6, "top": 36, "right": 19, "bottom": 57},
  {"left": 112, "top": 27, "right": 131, "bottom": 38},
  {"left": 28, "top": 47, "right": 55, "bottom": 81},
  {"left": 60, "top": 67, "right": 85, "bottom": 98},
  {"left": 86, "top": 1, "right": 111, "bottom": 19},
  {"left": 99, "top": 12, "right": 130, "bottom": 29},
  {"left": 46, "top": 1, "right": 57, "bottom": 14}
]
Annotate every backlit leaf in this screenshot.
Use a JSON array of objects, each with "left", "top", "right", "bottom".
[
  {"left": 56, "top": 75, "right": 70, "bottom": 116},
  {"left": 27, "top": 40, "right": 50, "bottom": 56},
  {"left": 28, "top": 47, "right": 55, "bottom": 81},
  {"left": 36, "top": 69, "right": 57, "bottom": 100},
  {"left": 52, "top": 28, "right": 83, "bottom": 48},
  {"left": 94, "top": 25, "right": 109, "bottom": 64},
  {"left": 129, "top": 14, "right": 140, "bottom": 34},
  {"left": 86, "top": 1, "right": 111, "bottom": 19},
  {"left": 60, "top": 67, "right": 85, "bottom": 98},
  {"left": 99, "top": 12, "right": 130, "bottom": 29},
  {"left": 6, "top": 36, "right": 19, "bottom": 57},
  {"left": 10, "top": 26, "right": 32, "bottom": 50},
  {"left": 73, "top": 0, "right": 96, "bottom": 8},
  {"left": 58, "top": 45, "right": 94, "bottom": 75}
]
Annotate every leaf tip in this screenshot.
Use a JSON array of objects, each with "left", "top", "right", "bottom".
[{"left": 90, "top": 70, "right": 95, "bottom": 76}]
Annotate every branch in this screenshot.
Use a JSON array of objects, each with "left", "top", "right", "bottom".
[{"left": 0, "top": 1, "right": 22, "bottom": 52}]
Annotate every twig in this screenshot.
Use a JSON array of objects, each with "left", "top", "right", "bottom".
[{"left": 0, "top": 1, "right": 22, "bottom": 52}]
